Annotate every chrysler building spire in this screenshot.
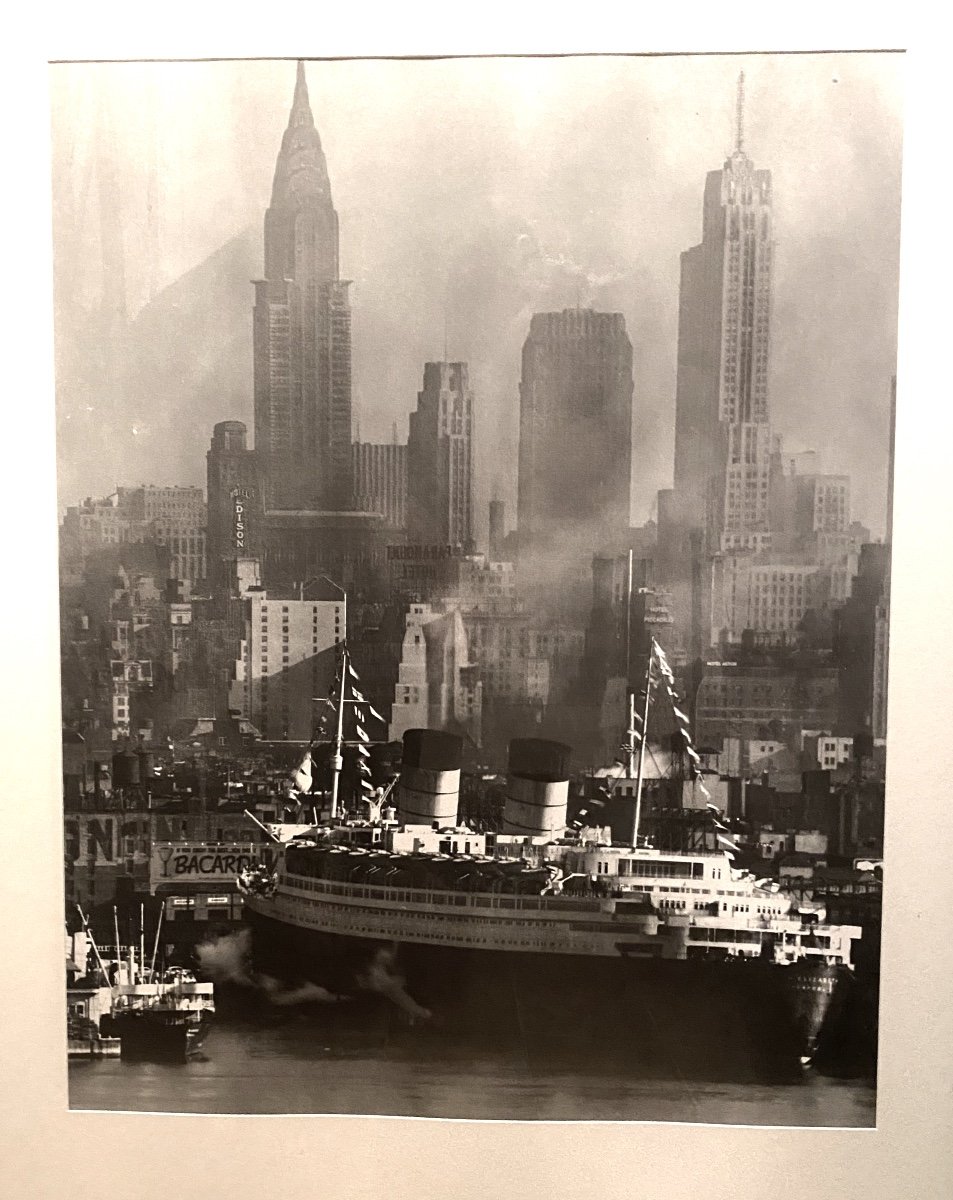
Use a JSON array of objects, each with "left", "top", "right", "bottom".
[
  {"left": 270, "top": 59, "right": 331, "bottom": 209},
  {"left": 290, "top": 59, "right": 312, "bottom": 126}
]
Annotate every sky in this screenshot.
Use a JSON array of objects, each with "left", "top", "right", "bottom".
[{"left": 49, "top": 52, "right": 904, "bottom": 538}]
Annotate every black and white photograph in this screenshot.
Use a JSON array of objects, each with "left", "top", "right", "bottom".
[{"left": 51, "top": 51, "right": 902, "bottom": 1127}]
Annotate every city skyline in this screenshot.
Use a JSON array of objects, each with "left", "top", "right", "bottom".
[
  {"left": 51, "top": 49, "right": 901, "bottom": 1131},
  {"left": 51, "top": 54, "right": 902, "bottom": 539}
]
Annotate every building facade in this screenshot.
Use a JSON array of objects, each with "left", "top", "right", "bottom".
[
  {"left": 710, "top": 555, "right": 822, "bottom": 643},
  {"left": 694, "top": 663, "right": 839, "bottom": 751},
  {"left": 150, "top": 522, "right": 207, "bottom": 586},
  {"left": 117, "top": 486, "right": 205, "bottom": 525},
  {"left": 62, "top": 487, "right": 207, "bottom": 586},
  {"left": 517, "top": 308, "right": 633, "bottom": 615},
  {"left": 352, "top": 441, "right": 407, "bottom": 529},
  {"left": 407, "top": 362, "right": 474, "bottom": 549},
  {"left": 260, "top": 510, "right": 389, "bottom": 600},
  {"left": 386, "top": 545, "right": 515, "bottom": 609},
  {"left": 253, "top": 62, "right": 352, "bottom": 511},
  {"left": 835, "top": 542, "right": 891, "bottom": 737},
  {"left": 388, "top": 602, "right": 482, "bottom": 746},
  {"left": 228, "top": 579, "right": 345, "bottom": 742}
]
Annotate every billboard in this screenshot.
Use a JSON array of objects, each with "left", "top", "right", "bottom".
[
  {"left": 65, "top": 814, "right": 119, "bottom": 865},
  {"left": 150, "top": 842, "right": 277, "bottom": 890}
]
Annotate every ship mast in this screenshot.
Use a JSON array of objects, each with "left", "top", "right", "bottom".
[
  {"left": 624, "top": 550, "right": 637, "bottom": 777},
  {"left": 630, "top": 640, "right": 654, "bottom": 849},
  {"left": 623, "top": 552, "right": 653, "bottom": 847},
  {"left": 329, "top": 646, "right": 348, "bottom": 820}
]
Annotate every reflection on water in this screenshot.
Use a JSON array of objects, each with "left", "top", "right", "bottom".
[{"left": 69, "top": 1010, "right": 876, "bottom": 1125}]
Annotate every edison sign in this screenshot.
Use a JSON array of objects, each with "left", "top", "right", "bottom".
[
  {"left": 231, "top": 487, "right": 254, "bottom": 552},
  {"left": 151, "top": 842, "right": 275, "bottom": 889}
]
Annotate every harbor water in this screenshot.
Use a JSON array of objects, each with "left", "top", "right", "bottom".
[{"left": 69, "top": 1011, "right": 875, "bottom": 1125}]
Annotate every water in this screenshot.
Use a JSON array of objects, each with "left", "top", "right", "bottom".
[{"left": 69, "top": 1014, "right": 875, "bottom": 1125}]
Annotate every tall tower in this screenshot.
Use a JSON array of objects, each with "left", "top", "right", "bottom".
[
  {"left": 407, "top": 362, "right": 475, "bottom": 548},
  {"left": 517, "top": 309, "right": 633, "bottom": 615},
  {"left": 253, "top": 61, "right": 352, "bottom": 512},
  {"left": 673, "top": 71, "right": 774, "bottom": 556},
  {"left": 206, "top": 421, "right": 262, "bottom": 591}
]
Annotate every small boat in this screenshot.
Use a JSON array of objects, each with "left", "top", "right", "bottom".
[
  {"left": 74, "top": 904, "right": 215, "bottom": 1062},
  {"left": 99, "top": 969, "right": 215, "bottom": 1061}
]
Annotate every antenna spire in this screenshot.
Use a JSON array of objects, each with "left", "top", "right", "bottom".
[
  {"left": 290, "top": 60, "right": 314, "bottom": 128},
  {"left": 735, "top": 70, "right": 745, "bottom": 153}
]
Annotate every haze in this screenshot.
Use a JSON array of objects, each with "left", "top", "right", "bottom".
[{"left": 49, "top": 53, "right": 903, "bottom": 539}]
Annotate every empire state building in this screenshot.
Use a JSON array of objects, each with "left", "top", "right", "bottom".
[
  {"left": 672, "top": 73, "right": 774, "bottom": 559},
  {"left": 254, "top": 61, "right": 353, "bottom": 511}
]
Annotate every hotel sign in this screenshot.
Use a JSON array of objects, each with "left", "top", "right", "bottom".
[
  {"left": 150, "top": 842, "right": 276, "bottom": 889},
  {"left": 231, "top": 487, "right": 255, "bottom": 552}
]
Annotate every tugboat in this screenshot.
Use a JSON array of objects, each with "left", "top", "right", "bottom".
[{"left": 239, "top": 611, "right": 862, "bottom": 1082}]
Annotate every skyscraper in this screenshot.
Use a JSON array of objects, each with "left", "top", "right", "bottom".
[
  {"left": 407, "top": 362, "right": 474, "bottom": 549},
  {"left": 517, "top": 308, "right": 633, "bottom": 614},
  {"left": 253, "top": 62, "right": 352, "bottom": 512},
  {"left": 206, "top": 420, "right": 262, "bottom": 590},
  {"left": 672, "top": 73, "right": 774, "bottom": 560}
]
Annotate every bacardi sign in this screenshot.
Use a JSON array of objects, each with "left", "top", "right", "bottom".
[{"left": 150, "top": 841, "right": 276, "bottom": 889}]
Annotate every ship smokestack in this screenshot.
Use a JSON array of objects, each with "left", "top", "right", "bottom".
[
  {"left": 396, "top": 729, "right": 463, "bottom": 827},
  {"left": 503, "top": 738, "right": 571, "bottom": 837}
]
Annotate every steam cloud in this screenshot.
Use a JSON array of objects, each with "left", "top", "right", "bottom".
[
  {"left": 196, "top": 931, "right": 432, "bottom": 1020},
  {"left": 195, "top": 930, "right": 340, "bottom": 1006},
  {"left": 356, "top": 946, "right": 432, "bottom": 1022}
]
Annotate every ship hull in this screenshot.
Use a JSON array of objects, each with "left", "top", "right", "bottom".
[
  {"left": 100, "top": 1011, "right": 213, "bottom": 1061},
  {"left": 242, "top": 906, "right": 843, "bottom": 1083}
]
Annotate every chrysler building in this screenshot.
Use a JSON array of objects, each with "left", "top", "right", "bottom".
[{"left": 253, "top": 61, "right": 353, "bottom": 511}]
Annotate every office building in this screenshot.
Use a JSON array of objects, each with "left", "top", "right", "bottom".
[
  {"left": 407, "top": 362, "right": 474, "bottom": 549},
  {"left": 229, "top": 578, "right": 345, "bottom": 742},
  {"left": 517, "top": 308, "right": 633, "bottom": 615}
]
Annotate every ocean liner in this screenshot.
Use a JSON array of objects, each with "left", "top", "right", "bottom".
[{"left": 240, "top": 636, "right": 861, "bottom": 1080}]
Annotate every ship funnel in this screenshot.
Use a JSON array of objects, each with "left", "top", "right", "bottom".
[
  {"left": 396, "top": 729, "right": 462, "bottom": 827},
  {"left": 503, "top": 738, "right": 571, "bottom": 838}
]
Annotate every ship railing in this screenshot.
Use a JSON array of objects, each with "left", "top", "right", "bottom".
[
  {"left": 112, "top": 982, "right": 214, "bottom": 995},
  {"left": 283, "top": 873, "right": 607, "bottom": 915}
]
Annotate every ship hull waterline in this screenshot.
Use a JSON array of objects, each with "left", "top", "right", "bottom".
[
  {"left": 99, "top": 1011, "right": 213, "bottom": 1061},
  {"left": 240, "top": 906, "right": 844, "bottom": 1084}
]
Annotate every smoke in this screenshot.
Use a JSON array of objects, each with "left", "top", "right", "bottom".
[
  {"left": 195, "top": 932, "right": 431, "bottom": 1017},
  {"left": 195, "top": 930, "right": 340, "bottom": 1006},
  {"left": 356, "top": 946, "right": 432, "bottom": 1022},
  {"left": 257, "top": 977, "right": 340, "bottom": 1007},
  {"left": 194, "top": 928, "right": 256, "bottom": 986}
]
